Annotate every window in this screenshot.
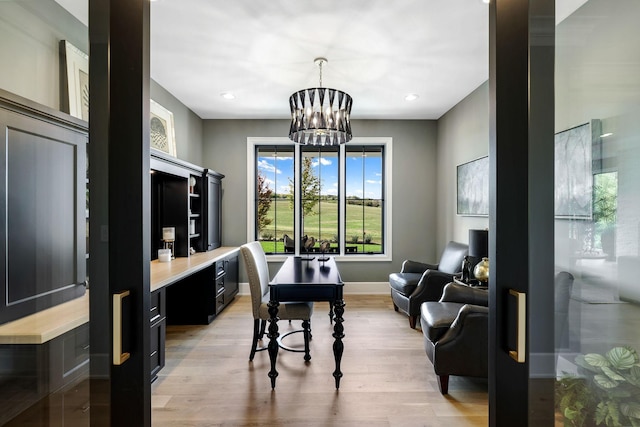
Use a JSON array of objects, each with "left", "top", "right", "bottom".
[
  {"left": 345, "top": 146, "right": 384, "bottom": 254},
  {"left": 247, "top": 137, "right": 392, "bottom": 260}
]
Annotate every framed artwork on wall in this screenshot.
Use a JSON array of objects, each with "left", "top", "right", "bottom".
[
  {"left": 60, "top": 40, "right": 89, "bottom": 121},
  {"left": 554, "top": 120, "right": 599, "bottom": 219},
  {"left": 150, "top": 100, "right": 177, "bottom": 157},
  {"left": 457, "top": 156, "right": 489, "bottom": 216}
]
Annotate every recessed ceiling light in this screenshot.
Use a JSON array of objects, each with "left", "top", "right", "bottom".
[
  {"left": 220, "top": 92, "right": 235, "bottom": 100},
  {"left": 405, "top": 94, "right": 419, "bottom": 101}
]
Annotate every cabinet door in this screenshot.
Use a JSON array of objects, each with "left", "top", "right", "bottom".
[
  {"left": 205, "top": 173, "right": 222, "bottom": 250},
  {"left": 224, "top": 254, "right": 239, "bottom": 300}
]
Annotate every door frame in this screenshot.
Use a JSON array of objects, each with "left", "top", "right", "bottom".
[
  {"left": 89, "top": 0, "right": 152, "bottom": 425},
  {"left": 488, "top": 0, "right": 556, "bottom": 425}
]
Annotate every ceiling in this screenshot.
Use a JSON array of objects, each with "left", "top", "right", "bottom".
[{"left": 55, "top": 0, "right": 588, "bottom": 120}]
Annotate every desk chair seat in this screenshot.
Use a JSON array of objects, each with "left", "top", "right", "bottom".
[{"left": 240, "top": 241, "right": 313, "bottom": 361}]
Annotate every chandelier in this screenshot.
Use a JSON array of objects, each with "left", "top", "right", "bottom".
[{"left": 288, "top": 58, "right": 353, "bottom": 145}]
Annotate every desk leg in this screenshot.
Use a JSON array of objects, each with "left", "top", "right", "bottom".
[
  {"left": 332, "top": 298, "right": 345, "bottom": 389},
  {"left": 267, "top": 300, "right": 279, "bottom": 389}
]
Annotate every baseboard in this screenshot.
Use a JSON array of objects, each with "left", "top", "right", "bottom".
[{"left": 238, "top": 281, "right": 389, "bottom": 296}]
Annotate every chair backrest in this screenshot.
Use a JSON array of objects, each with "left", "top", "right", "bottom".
[
  {"left": 438, "top": 241, "right": 469, "bottom": 274},
  {"left": 240, "top": 241, "right": 270, "bottom": 319}
]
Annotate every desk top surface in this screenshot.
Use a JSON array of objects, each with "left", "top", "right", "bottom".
[
  {"left": 270, "top": 256, "right": 343, "bottom": 286},
  {"left": 0, "top": 246, "right": 239, "bottom": 344}
]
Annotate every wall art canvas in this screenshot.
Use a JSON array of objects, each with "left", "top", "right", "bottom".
[
  {"left": 457, "top": 156, "right": 489, "bottom": 216},
  {"left": 60, "top": 40, "right": 89, "bottom": 121},
  {"left": 150, "top": 100, "right": 177, "bottom": 156},
  {"left": 555, "top": 122, "right": 595, "bottom": 219}
]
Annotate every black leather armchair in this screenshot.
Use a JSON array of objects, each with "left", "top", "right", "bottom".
[
  {"left": 389, "top": 241, "right": 468, "bottom": 328},
  {"left": 420, "top": 282, "right": 488, "bottom": 394}
]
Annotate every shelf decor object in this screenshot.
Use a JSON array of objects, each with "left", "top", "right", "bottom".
[
  {"left": 150, "top": 100, "right": 177, "bottom": 157},
  {"left": 162, "top": 227, "right": 175, "bottom": 259},
  {"left": 288, "top": 57, "right": 353, "bottom": 146}
]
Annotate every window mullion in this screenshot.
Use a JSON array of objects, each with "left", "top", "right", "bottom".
[
  {"left": 294, "top": 143, "right": 301, "bottom": 255},
  {"left": 339, "top": 143, "right": 346, "bottom": 256}
]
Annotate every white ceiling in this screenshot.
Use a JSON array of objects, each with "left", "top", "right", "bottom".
[{"left": 55, "top": 0, "right": 588, "bottom": 120}]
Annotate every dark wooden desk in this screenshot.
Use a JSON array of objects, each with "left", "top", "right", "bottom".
[{"left": 268, "top": 256, "right": 345, "bottom": 389}]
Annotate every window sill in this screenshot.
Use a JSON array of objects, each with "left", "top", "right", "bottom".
[{"left": 266, "top": 253, "right": 391, "bottom": 263}]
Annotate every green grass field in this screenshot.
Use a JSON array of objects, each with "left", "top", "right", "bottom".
[{"left": 258, "top": 199, "right": 383, "bottom": 253}]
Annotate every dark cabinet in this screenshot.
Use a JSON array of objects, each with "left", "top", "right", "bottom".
[
  {"left": 165, "top": 252, "right": 239, "bottom": 325},
  {"left": 150, "top": 288, "right": 166, "bottom": 382},
  {"left": 150, "top": 152, "right": 224, "bottom": 258},
  {"left": 204, "top": 169, "right": 223, "bottom": 251},
  {"left": 0, "top": 89, "right": 87, "bottom": 325}
]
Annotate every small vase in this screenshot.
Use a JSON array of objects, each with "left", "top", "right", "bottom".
[{"left": 473, "top": 257, "right": 489, "bottom": 282}]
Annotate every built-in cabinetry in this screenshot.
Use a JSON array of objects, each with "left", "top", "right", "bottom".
[
  {"left": 150, "top": 149, "right": 225, "bottom": 258},
  {"left": 149, "top": 288, "right": 166, "bottom": 383},
  {"left": 0, "top": 319, "right": 90, "bottom": 425},
  {"left": 204, "top": 169, "right": 223, "bottom": 251},
  {"left": 0, "top": 89, "right": 87, "bottom": 326},
  {"left": 165, "top": 251, "right": 239, "bottom": 325}
]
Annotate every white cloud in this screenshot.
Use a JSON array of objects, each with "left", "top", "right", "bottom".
[
  {"left": 278, "top": 185, "right": 290, "bottom": 194},
  {"left": 366, "top": 179, "right": 382, "bottom": 184},
  {"left": 312, "top": 158, "right": 333, "bottom": 168},
  {"left": 258, "top": 159, "right": 281, "bottom": 174}
]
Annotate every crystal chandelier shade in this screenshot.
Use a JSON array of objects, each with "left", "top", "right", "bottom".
[{"left": 288, "top": 58, "right": 353, "bottom": 145}]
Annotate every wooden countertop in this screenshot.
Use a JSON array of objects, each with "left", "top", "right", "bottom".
[
  {"left": 0, "top": 246, "right": 239, "bottom": 344},
  {"left": 150, "top": 246, "right": 239, "bottom": 292}
]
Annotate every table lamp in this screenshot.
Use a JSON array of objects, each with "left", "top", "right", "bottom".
[{"left": 468, "top": 229, "right": 489, "bottom": 282}]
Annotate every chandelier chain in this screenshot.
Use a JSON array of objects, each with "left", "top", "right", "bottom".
[{"left": 318, "top": 60, "right": 323, "bottom": 87}]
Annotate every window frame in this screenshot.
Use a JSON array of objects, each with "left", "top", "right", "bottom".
[{"left": 247, "top": 137, "right": 392, "bottom": 262}]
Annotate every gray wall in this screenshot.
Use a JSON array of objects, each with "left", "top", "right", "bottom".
[
  {"left": 150, "top": 80, "right": 203, "bottom": 165},
  {"left": 0, "top": 1, "right": 204, "bottom": 165},
  {"left": 436, "top": 82, "right": 490, "bottom": 251},
  {"left": 202, "top": 119, "right": 438, "bottom": 284},
  {"left": 0, "top": 0, "right": 86, "bottom": 110}
]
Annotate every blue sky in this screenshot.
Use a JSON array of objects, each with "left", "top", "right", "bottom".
[{"left": 257, "top": 152, "right": 382, "bottom": 199}]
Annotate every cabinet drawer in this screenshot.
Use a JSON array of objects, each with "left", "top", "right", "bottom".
[
  {"left": 215, "top": 276, "right": 225, "bottom": 296},
  {"left": 216, "top": 260, "right": 226, "bottom": 278},
  {"left": 150, "top": 319, "right": 166, "bottom": 382},
  {"left": 150, "top": 289, "right": 165, "bottom": 325}
]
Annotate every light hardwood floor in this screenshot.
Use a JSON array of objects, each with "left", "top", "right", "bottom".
[{"left": 151, "top": 294, "right": 489, "bottom": 426}]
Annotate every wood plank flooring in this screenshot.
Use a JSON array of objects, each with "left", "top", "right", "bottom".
[{"left": 151, "top": 295, "right": 489, "bottom": 426}]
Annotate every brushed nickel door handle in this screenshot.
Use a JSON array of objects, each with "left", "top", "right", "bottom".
[
  {"left": 508, "top": 289, "right": 526, "bottom": 363},
  {"left": 113, "top": 290, "right": 131, "bottom": 365}
]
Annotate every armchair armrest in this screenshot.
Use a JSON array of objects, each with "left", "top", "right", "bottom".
[
  {"left": 409, "top": 270, "right": 457, "bottom": 302},
  {"left": 433, "top": 304, "right": 489, "bottom": 377},
  {"left": 401, "top": 259, "right": 439, "bottom": 274},
  {"left": 440, "top": 283, "right": 488, "bottom": 306}
]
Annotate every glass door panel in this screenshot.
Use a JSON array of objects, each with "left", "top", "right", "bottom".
[{"left": 553, "top": 1, "right": 640, "bottom": 425}]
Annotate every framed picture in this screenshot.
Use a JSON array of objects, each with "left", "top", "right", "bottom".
[
  {"left": 150, "top": 100, "right": 177, "bottom": 156},
  {"left": 554, "top": 121, "right": 598, "bottom": 219},
  {"left": 60, "top": 40, "right": 89, "bottom": 121},
  {"left": 457, "top": 156, "right": 489, "bottom": 216}
]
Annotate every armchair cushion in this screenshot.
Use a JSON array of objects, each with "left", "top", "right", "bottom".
[
  {"left": 420, "top": 301, "right": 465, "bottom": 342},
  {"left": 388, "top": 272, "right": 422, "bottom": 296}
]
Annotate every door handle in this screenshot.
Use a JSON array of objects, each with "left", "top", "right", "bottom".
[
  {"left": 113, "top": 290, "right": 131, "bottom": 365},
  {"left": 508, "top": 289, "right": 526, "bottom": 363}
]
